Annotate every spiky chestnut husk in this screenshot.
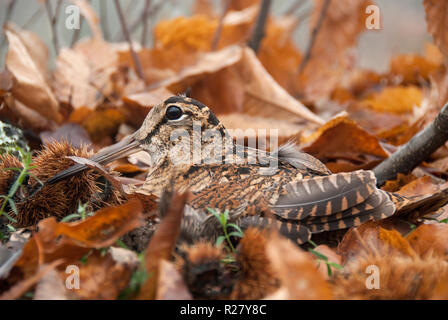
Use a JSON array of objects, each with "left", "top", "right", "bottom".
[
  {"left": 230, "top": 228, "right": 280, "bottom": 299},
  {"left": 1, "top": 141, "right": 122, "bottom": 228},
  {"left": 331, "top": 252, "right": 448, "bottom": 299},
  {"left": 177, "top": 242, "right": 235, "bottom": 299},
  {"left": 0, "top": 154, "right": 23, "bottom": 195}
]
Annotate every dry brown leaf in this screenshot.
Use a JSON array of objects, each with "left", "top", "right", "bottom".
[
  {"left": 156, "top": 260, "right": 192, "bottom": 300},
  {"left": 239, "top": 47, "right": 323, "bottom": 124},
  {"left": 337, "top": 221, "right": 417, "bottom": 265},
  {"left": 5, "top": 25, "right": 61, "bottom": 124},
  {"left": 40, "top": 123, "right": 91, "bottom": 149},
  {"left": 53, "top": 48, "right": 99, "bottom": 109},
  {"left": 332, "top": 244, "right": 448, "bottom": 299},
  {"left": 5, "top": 23, "right": 50, "bottom": 83},
  {"left": 407, "top": 224, "right": 448, "bottom": 259},
  {"left": 69, "top": 0, "right": 103, "bottom": 40},
  {"left": 193, "top": 0, "right": 215, "bottom": 16},
  {"left": 258, "top": 18, "right": 302, "bottom": 94},
  {"left": 266, "top": 233, "right": 332, "bottom": 299},
  {"left": 12, "top": 199, "right": 143, "bottom": 280},
  {"left": 301, "top": 114, "right": 388, "bottom": 170},
  {"left": 75, "top": 250, "right": 136, "bottom": 299},
  {"left": 122, "top": 87, "right": 174, "bottom": 109},
  {"left": 395, "top": 176, "right": 448, "bottom": 198},
  {"left": 428, "top": 68, "right": 448, "bottom": 113},
  {"left": 137, "top": 192, "right": 188, "bottom": 300},
  {"left": 187, "top": 47, "right": 323, "bottom": 124},
  {"left": 389, "top": 53, "right": 441, "bottom": 84},
  {"left": 362, "top": 86, "right": 422, "bottom": 114},
  {"left": 122, "top": 87, "right": 174, "bottom": 126},
  {"left": 69, "top": 38, "right": 118, "bottom": 102},
  {"left": 119, "top": 7, "right": 254, "bottom": 81},
  {"left": 33, "top": 267, "right": 71, "bottom": 300},
  {"left": 80, "top": 108, "right": 125, "bottom": 144},
  {"left": 228, "top": 0, "right": 260, "bottom": 11},
  {"left": 424, "top": 0, "right": 448, "bottom": 60},
  {"left": 346, "top": 103, "right": 410, "bottom": 144},
  {"left": 424, "top": 42, "right": 444, "bottom": 66},
  {"left": 0, "top": 260, "right": 64, "bottom": 300},
  {"left": 154, "top": 45, "right": 243, "bottom": 90},
  {"left": 1, "top": 95, "right": 57, "bottom": 133},
  {"left": 297, "top": 0, "right": 370, "bottom": 102},
  {"left": 333, "top": 221, "right": 448, "bottom": 299},
  {"left": 111, "top": 163, "right": 146, "bottom": 174},
  {"left": 49, "top": 199, "right": 142, "bottom": 248},
  {"left": 0, "top": 70, "right": 13, "bottom": 100},
  {"left": 381, "top": 173, "right": 417, "bottom": 193}
]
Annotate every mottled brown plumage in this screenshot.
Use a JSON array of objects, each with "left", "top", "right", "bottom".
[{"left": 47, "top": 96, "right": 448, "bottom": 244}]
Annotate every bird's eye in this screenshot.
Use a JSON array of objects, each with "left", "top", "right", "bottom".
[{"left": 165, "top": 105, "right": 183, "bottom": 120}]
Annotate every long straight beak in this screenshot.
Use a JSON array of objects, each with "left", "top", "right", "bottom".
[{"left": 46, "top": 134, "right": 142, "bottom": 184}]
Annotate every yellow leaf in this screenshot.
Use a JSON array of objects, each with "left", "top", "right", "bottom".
[{"left": 362, "top": 86, "right": 422, "bottom": 114}]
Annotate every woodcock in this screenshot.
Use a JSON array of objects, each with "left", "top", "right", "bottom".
[{"left": 47, "top": 96, "right": 448, "bottom": 245}]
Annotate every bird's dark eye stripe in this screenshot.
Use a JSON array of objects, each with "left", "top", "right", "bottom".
[{"left": 165, "top": 105, "right": 183, "bottom": 120}]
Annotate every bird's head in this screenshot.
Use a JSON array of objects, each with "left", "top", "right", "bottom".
[
  {"left": 46, "top": 96, "right": 227, "bottom": 183},
  {"left": 134, "top": 96, "right": 226, "bottom": 160}
]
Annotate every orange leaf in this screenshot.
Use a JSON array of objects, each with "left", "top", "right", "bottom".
[
  {"left": 424, "top": 0, "right": 448, "bottom": 60},
  {"left": 156, "top": 260, "right": 192, "bottom": 300},
  {"left": 13, "top": 199, "right": 143, "bottom": 279},
  {"left": 297, "top": 0, "right": 370, "bottom": 102},
  {"left": 407, "top": 224, "right": 448, "bottom": 259},
  {"left": 396, "top": 176, "right": 448, "bottom": 198},
  {"left": 361, "top": 86, "right": 422, "bottom": 114},
  {"left": 389, "top": 53, "right": 441, "bottom": 85},
  {"left": 337, "top": 221, "right": 416, "bottom": 265},
  {"left": 302, "top": 114, "right": 388, "bottom": 169},
  {"left": 137, "top": 192, "right": 188, "bottom": 300},
  {"left": 266, "top": 233, "right": 332, "bottom": 299},
  {"left": 81, "top": 108, "right": 125, "bottom": 143},
  {"left": 258, "top": 18, "right": 302, "bottom": 93}
]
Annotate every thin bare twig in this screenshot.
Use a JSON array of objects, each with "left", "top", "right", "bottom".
[
  {"left": 99, "top": 0, "right": 110, "bottom": 40},
  {"left": 283, "top": 0, "right": 306, "bottom": 15},
  {"left": 374, "top": 102, "right": 448, "bottom": 186},
  {"left": 114, "top": 0, "right": 164, "bottom": 42},
  {"left": 0, "top": 0, "right": 17, "bottom": 49},
  {"left": 124, "top": 0, "right": 137, "bottom": 17},
  {"left": 45, "top": 0, "right": 63, "bottom": 54},
  {"left": 141, "top": 0, "right": 152, "bottom": 46},
  {"left": 297, "top": 0, "right": 331, "bottom": 74},
  {"left": 291, "top": 8, "right": 312, "bottom": 34},
  {"left": 247, "top": 0, "right": 272, "bottom": 53},
  {"left": 114, "top": 0, "right": 146, "bottom": 81},
  {"left": 211, "top": 0, "right": 230, "bottom": 50},
  {"left": 22, "top": 6, "right": 44, "bottom": 29}
]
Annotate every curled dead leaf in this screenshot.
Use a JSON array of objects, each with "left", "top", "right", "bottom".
[
  {"left": 266, "top": 233, "right": 332, "bottom": 299},
  {"left": 156, "top": 260, "right": 192, "bottom": 300},
  {"left": 137, "top": 192, "right": 188, "bottom": 300},
  {"left": 12, "top": 199, "right": 143, "bottom": 280},
  {"left": 407, "top": 224, "right": 448, "bottom": 259},
  {"left": 301, "top": 114, "right": 388, "bottom": 171},
  {"left": 5, "top": 25, "right": 61, "bottom": 124},
  {"left": 424, "top": 0, "right": 448, "bottom": 60}
]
